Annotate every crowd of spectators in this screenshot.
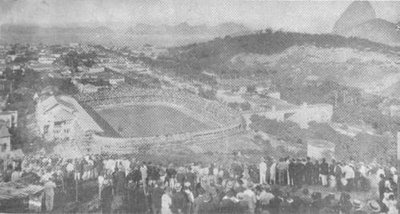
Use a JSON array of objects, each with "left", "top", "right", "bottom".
[{"left": 1, "top": 152, "right": 398, "bottom": 213}]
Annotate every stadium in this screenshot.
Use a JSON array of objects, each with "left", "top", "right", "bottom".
[{"left": 75, "top": 87, "right": 244, "bottom": 154}]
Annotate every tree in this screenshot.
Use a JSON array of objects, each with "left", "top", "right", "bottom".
[
  {"left": 228, "top": 102, "right": 239, "bottom": 110},
  {"left": 199, "top": 88, "right": 216, "bottom": 100},
  {"left": 240, "top": 102, "right": 251, "bottom": 111},
  {"left": 246, "top": 85, "right": 256, "bottom": 93}
]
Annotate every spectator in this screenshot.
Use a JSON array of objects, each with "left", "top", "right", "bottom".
[
  {"left": 44, "top": 178, "right": 57, "bottom": 212},
  {"left": 151, "top": 181, "right": 164, "bottom": 214},
  {"left": 259, "top": 157, "right": 267, "bottom": 185},
  {"left": 319, "top": 158, "right": 329, "bottom": 187}
]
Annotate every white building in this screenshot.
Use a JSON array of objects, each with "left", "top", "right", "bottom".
[
  {"left": 109, "top": 76, "right": 125, "bottom": 86},
  {"left": 38, "top": 57, "right": 56, "bottom": 64},
  {"left": 242, "top": 95, "right": 333, "bottom": 129},
  {"left": 88, "top": 66, "right": 105, "bottom": 73},
  {"left": 0, "top": 111, "right": 18, "bottom": 127},
  {"left": 0, "top": 123, "right": 11, "bottom": 156},
  {"left": 36, "top": 95, "right": 103, "bottom": 141}
]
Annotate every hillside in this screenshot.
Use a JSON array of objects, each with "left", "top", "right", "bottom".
[
  {"left": 154, "top": 30, "right": 400, "bottom": 97},
  {"left": 126, "top": 22, "right": 251, "bottom": 36}
]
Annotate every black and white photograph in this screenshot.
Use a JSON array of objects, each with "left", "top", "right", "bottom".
[{"left": 0, "top": 0, "right": 399, "bottom": 213}]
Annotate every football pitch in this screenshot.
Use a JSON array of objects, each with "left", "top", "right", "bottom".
[{"left": 96, "top": 104, "right": 212, "bottom": 138}]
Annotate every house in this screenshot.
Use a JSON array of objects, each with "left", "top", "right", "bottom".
[
  {"left": 38, "top": 56, "right": 56, "bottom": 64},
  {"left": 109, "top": 76, "right": 125, "bottom": 86},
  {"left": 0, "top": 111, "right": 18, "bottom": 127},
  {"left": 303, "top": 75, "right": 323, "bottom": 87},
  {"left": 0, "top": 123, "right": 11, "bottom": 155},
  {"left": 216, "top": 90, "right": 246, "bottom": 104},
  {"left": 36, "top": 95, "right": 103, "bottom": 141},
  {"left": 0, "top": 79, "right": 9, "bottom": 92},
  {"left": 77, "top": 83, "right": 99, "bottom": 94},
  {"left": 389, "top": 105, "right": 400, "bottom": 118},
  {"left": 88, "top": 66, "right": 105, "bottom": 73}
]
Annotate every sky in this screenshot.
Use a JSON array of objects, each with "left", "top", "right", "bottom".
[{"left": 0, "top": 0, "right": 399, "bottom": 33}]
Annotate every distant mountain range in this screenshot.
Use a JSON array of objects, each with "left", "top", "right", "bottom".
[
  {"left": 0, "top": 24, "right": 114, "bottom": 34},
  {"left": 333, "top": 1, "right": 400, "bottom": 46},
  {"left": 0, "top": 22, "right": 251, "bottom": 37},
  {"left": 126, "top": 22, "right": 251, "bottom": 36}
]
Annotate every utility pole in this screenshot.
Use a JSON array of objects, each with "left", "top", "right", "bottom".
[{"left": 397, "top": 132, "right": 400, "bottom": 203}]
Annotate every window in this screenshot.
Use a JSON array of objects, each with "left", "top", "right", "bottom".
[
  {"left": 54, "top": 121, "right": 66, "bottom": 126},
  {"left": 44, "top": 125, "right": 49, "bottom": 135},
  {"left": 1, "top": 143, "right": 6, "bottom": 152}
]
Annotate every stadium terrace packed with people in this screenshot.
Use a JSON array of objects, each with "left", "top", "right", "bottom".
[
  {"left": 0, "top": 152, "right": 398, "bottom": 214},
  {"left": 75, "top": 87, "right": 240, "bottom": 127}
]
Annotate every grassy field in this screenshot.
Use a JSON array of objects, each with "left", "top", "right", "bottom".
[{"left": 97, "top": 104, "right": 212, "bottom": 138}]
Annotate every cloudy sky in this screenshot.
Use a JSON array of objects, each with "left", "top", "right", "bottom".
[{"left": 0, "top": 0, "right": 399, "bottom": 33}]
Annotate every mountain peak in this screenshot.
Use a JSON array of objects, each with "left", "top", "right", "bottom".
[{"left": 333, "top": 1, "right": 376, "bottom": 34}]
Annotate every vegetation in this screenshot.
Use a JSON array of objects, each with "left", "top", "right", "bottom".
[
  {"left": 150, "top": 29, "right": 399, "bottom": 83},
  {"left": 62, "top": 51, "right": 97, "bottom": 72},
  {"left": 248, "top": 115, "right": 396, "bottom": 163}
]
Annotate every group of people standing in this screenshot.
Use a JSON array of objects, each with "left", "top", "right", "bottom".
[
  {"left": 1, "top": 152, "right": 398, "bottom": 213},
  {"left": 260, "top": 157, "right": 392, "bottom": 193},
  {"left": 96, "top": 155, "right": 398, "bottom": 214}
]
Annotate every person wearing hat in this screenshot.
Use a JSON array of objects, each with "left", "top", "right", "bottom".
[
  {"left": 259, "top": 157, "right": 268, "bottom": 185},
  {"left": 352, "top": 199, "right": 368, "bottom": 214},
  {"left": 162, "top": 187, "right": 173, "bottom": 214},
  {"left": 151, "top": 180, "right": 164, "bottom": 214},
  {"left": 44, "top": 177, "right": 57, "bottom": 212},
  {"left": 382, "top": 192, "right": 398, "bottom": 214},
  {"left": 269, "top": 159, "right": 277, "bottom": 185},
  {"left": 101, "top": 178, "right": 113, "bottom": 214},
  {"left": 171, "top": 183, "right": 188, "bottom": 214},
  {"left": 319, "top": 158, "right": 329, "bottom": 187},
  {"left": 294, "top": 159, "right": 305, "bottom": 187},
  {"left": 310, "top": 192, "right": 323, "bottom": 214},
  {"left": 242, "top": 182, "right": 257, "bottom": 214},
  {"left": 269, "top": 190, "right": 283, "bottom": 214},
  {"left": 304, "top": 157, "right": 313, "bottom": 185},
  {"left": 185, "top": 166, "right": 196, "bottom": 192},
  {"left": 378, "top": 174, "right": 386, "bottom": 201},
  {"left": 256, "top": 185, "right": 274, "bottom": 210},
  {"left": 183, "top": 182, "right": 194, "bottom": 214},
  {"left": 338, "top": 192, "right": 352, "bottom": 214},
  {"left": 366, "top": 200, "right": 381, "bottom": 213}
]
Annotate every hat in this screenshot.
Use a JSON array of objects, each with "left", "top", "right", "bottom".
[
  {"left": 175, "top": 183, "right": 182, "bottom": 191},
  {"left": 367, "top": 200, "right": 381, "bottom": 213},
  {"left": 226, "top": 180, "right": 234, "bottom": 189},
  {"left": 353, "top": 200, "right": 362, "bottom": 210}
]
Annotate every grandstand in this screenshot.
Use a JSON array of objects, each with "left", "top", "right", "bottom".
[{"left": 75, "top": 86, "right": 244, "bottom": 154}]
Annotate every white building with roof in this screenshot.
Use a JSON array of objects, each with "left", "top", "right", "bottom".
[
  {"left": 36, "top": 95, "right": 103, "bottom": 141},
  {"left": 0, "top": 122, "right": 11, "bottom": 156},
  {"left": 0, "top": 111, "right": 18, "bottom": 127},
  {"left": 242, "top": 95, "right": 333, "bottom": 129}
]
